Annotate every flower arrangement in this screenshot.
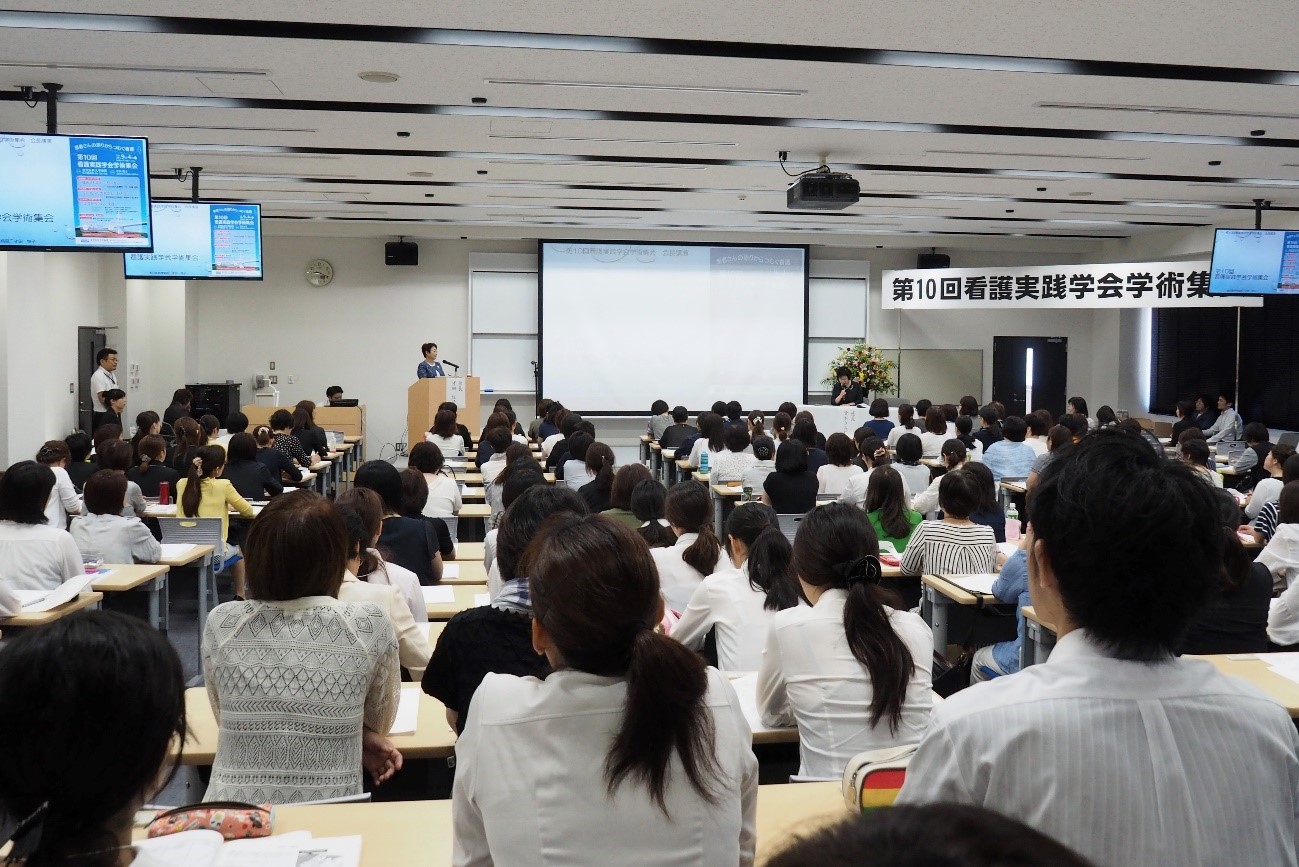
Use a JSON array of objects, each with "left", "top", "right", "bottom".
[{"left": 822, "top": 343, "right": 896, "bottom": 395}]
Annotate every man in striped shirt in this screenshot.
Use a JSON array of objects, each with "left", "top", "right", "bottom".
[{"left": 898, "top": 431, "right": 1299, "bottom": 867}]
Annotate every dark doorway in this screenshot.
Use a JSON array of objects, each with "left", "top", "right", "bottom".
[
  {"left": 992, "top": 336, "right": 1068, "bottom": 420},
  {"left": 77, "top": 327, "right": 108, "bottom": 433}
]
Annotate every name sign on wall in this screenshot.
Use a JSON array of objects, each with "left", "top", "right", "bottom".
[
  {"left": 883, "top": 261, "right": 1262, "bottom": 310},
  {"left": 447, "top": 377, "right": 467, "bottom": 407}
]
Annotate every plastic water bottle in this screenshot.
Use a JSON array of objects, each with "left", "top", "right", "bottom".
[
  {"left": 699, "top": 452, "right": 710, "bottom": 475},
  {"left": 1005, "top": 502, "right": 1021, "bottom": 541}
]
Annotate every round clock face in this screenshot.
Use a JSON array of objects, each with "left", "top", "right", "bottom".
[{"left": 306, "top": 259, "right": 334, "bottom": 286}]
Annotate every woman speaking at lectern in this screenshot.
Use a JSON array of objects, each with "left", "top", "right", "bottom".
[{"left": 417, "top": 342, "right": 445, "bottom": 379}]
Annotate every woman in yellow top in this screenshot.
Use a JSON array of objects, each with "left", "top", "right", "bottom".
[{"left": 178, "top": 445, "right": 256, "bottom": 598}]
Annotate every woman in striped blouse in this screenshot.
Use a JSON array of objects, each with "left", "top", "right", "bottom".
[{"left": 900, "top": 468, "right": 1003, "bottom": 578}]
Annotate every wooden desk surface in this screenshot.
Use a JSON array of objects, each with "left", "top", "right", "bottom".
[
  {"left": 1, "top": 591, "right": 104, "bottom": 627},
  {"left": 711, "top": 483, "right": 745, "bottom": 498},
  {"left": 923, "top": 573, "right": 996, "bottom": 605},
  {"left": 136, "top": 782, "right": 845, "bottom": 867},
  {"left": 426, "top": 583, "right": 490, "bottom": 620},
  {"left": 179, "top": 685, "right": 457, "bottom": 766},
  {"left": 159, "top": 544, "right": 216, "bottom": 568},
  {"left": 93, "top": 563, "right": 169, "bottom": 592},
  {"left": 442, "top": 561, "right": 487, "bottom": 586},
  {"left": 1021, "top": 605, "right": 1055, "bottom": 631},
  {"left": 343, "top": 435, "right": 364, "bottom": 444},
  {"left": 451, "top": 542, "right": 485, "bottom": 562},
  {"left": 457, "top": 503, "right": 491, "bottom": 520},
  {"left": 1000, "top": 480, "right": 1027, "bottom": 495},
  {"left": 1194, "top": 654, "right": 1299, "bottom": 718}
]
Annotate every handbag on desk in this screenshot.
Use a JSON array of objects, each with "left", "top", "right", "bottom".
[{"left": 146, "top": 801, "right": 273, "bottom": 840}]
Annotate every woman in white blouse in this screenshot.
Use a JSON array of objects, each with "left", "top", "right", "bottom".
[
  {"left": 910, "top": 439, "right": 968, "bottom": 515},
  {"left": 673, "top": 502, "right": 799, "bottom": 671},
  {"left": 452, "top": 513, "right": 758, "bottom": 866},
  {"left": 687, "top": 412, "right": 727, "bottom": 470},
  {"left": 651, "top": 481, "right": 728, "bottom": 612},
  {"left": 202, "top": 490, "right": 402, "bottom": 804},
  {"left": 36, "top": 440, "right": 81, "bottom": 528},
  {"left": 839, "top": 436, "right": 913, "bottom": 510},
  {"left": 561, "top": 432, "right": 597, "bottom": 491},
  {"left": 817, "top": 432, "right": 864, "bottom": 496},
  {"left": 409, "top": 441, "right": 462, "bottom": 518},
  {"left": 918, "top": 408, "right": 951, "bottom": 460},
  {"left": 425, "top": 408, "right": 466, "bottom": 456},
  {"left": 0, "top": 461, "right": 83, "bottom": 595},
  {"left": 711, "top": 423, "right": 759, "bottom": 484},
  {"left": 757, "top": 503, "right": 933, "bottom": 780}
]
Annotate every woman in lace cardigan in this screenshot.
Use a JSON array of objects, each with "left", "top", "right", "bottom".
[{"left": 201, "top": 490, "right": 401, "bottom": 804}]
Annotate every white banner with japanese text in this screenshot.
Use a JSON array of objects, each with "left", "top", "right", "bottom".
[{"left": 882, "top": 261, "right": 1262, "bottom": 310}]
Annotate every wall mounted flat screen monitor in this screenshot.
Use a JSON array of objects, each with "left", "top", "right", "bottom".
[
  {"left": 0, "top": 132, "right": 152, "bottom": 251},
  {"left": 1208, "top": 228, "right": 1299, "bottom": 295},
  {"left": 124, "top": 201, "right": 263, "bottom": 280}
]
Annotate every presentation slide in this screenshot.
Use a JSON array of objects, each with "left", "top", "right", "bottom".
[
  {"left": 0, "top": 133, "right": 152, "bottom": 251},
  {"left": 125, "top": 202, "right": 263, "bottom": 280},
  {"left": 1208, "top": 229, "right": 1299, "bottom": 295},
  {"left": 540, "top": 242, "right": 807, "bottom": 413}
]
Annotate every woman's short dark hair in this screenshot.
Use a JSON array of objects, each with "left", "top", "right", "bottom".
[
  {"left": 246, "top": 490, "right": 347, "bottom": 600},
  {"left": 664, "top": 481, "right": 722, "bottom": 574},
  {"left": 35, "top": 440, "right": 70, "bottom": 466},
  {"left": 895, "top": 432, "right": 922, "bottom": 465},
  {"left": 1244, "top": 421, "right": 1270, "bottom": 444},
  {"left": 914, "top": 399, "right": 932, "bottom": 417},
  {"left": 778, "top": 401, "right": 798, "bottom": 417},
  {"left": 835, "top": 366, "right": 852, "bottom": 379},
  {"left": 1097, "top": 405, "right": 1119, "bottom": 427},
  {"left": 199, "top": 414, "right": 221, "bottom": 436},
  {"left": 792, "top": 503, "right": 912, "bottom": 732},
  {"left": 1002, "top": 416, "right": 1028, "bottom": 443},
  {"left": 1176, "top": 399, "right": 1197, "bottom": 419},
  {"left": 825, "top": 432, "right": 855, "bottom": 467},
  {"left": 432, "top": 409, "right": 458, "bottom": 438},
  {"left": 496, "top": 484, "right": 588, "bottom": 582},
  {"left": 269, "top": 409, "right": 294, "bottom": 430},
  {"left": 775, "top": 439, "right": 809, "bottom": 474},
  {"left": 1067, "top": 396, "right": 1090, "bottom": 418},
  {"left": 937, "top": 470, "right": 978, "bottom": 518},
  {"left": 65, "top": 431, "right": 93, "bottom": 463},
  {"left": 611, "top": 463, "right": 653, "bottom": 510},
  {"left": 723, "top": 422, "right": 751, "bottom": 454},
  {"left": 751, "top": 434, "right": 776, "bottom": 461},
  {"left": 92, "top": 425, "right": 123, "bottom": 451},
  {"left": 82, "top": 470, "right": 127, "bottom": 516},
  {"left": 764, "top": 804, "right": 1097, "bottom": 867},
  {"left": 923, "top": 407, "right": 946, "bottom": 435},
  {"left": 354, "top": 460, "right": 404, "bottom": 513},
  {"left": 699, "top": 413, "right": 726, "bottom": 452},
  {"left": 567, "top": 431, "right": 594, "bottom": 463},
  {"left": 1047, "top": 424, "right": 1073, "bottom": 450},
  {"left": 0, "top": 611, "right": 187, "bottom": 866},
  {"left": 725, "top": 502, "right": 797, "bottom": 611},
  {"left": 172, "top": 387, "right": 193, "bottom": 406},
  {"left": 869, "top": 398, "right": 890, "bottom": 418},
  {"left": 0, "top": 461, "right": 56, "bottom": 524},
  {"left": 408, "top": 440, "right": 445, "bottom": 475},
  {"left": 959, "top": 395, "right": 979, "bottom": 416},
  {"left": 955, "top": 415, "right": 974, "bottom": 437},
  {"left": 1280, "top": 481, "right": 1299, "bottom": 525},
  {"left": 399, "top": 468, "right": 430, "bottom": 516},
  {"left": 525, "top": 514, "right": 723, "bottom": 812},
  {"left": 484, "top": 425, "right": 513, "bottom": 453},
  {"left": 1182, "top": 437, "right": 1211, "bottom": 467},
  {"left": 650, "top": 399, "right": 669, "bottom": 415},
  {"left": 502, "top": 469, "right": 546, "bottom": 510},
  {"left": 791, "top": 417, "right": 818, "bottom": 448},
  {"left": 227, "top": 432, "right": 257, "bottom": 463},
  {"left": 96, "top": 439, "right": 133, "bottom": 472},
  {"left": 1026, "top": 411, "right": 1049, "bottom": 437},
  {"left": 334, "top": 487, "right": 385, "bottom": 577},
  {"left": 865, "top": 465, "right": 912, "bottom": 537},
  {"left": 962, "top": 461, "right": 999, "bottom": 514},
  {"left": 1271, "top": 444, "right": 1297, "bottom": 468},
  {"left": 941, "top": 438, "right": 968, "bottom": 468}
]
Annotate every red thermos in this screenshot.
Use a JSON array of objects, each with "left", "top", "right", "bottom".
[{"left": 158, "top": 481, "right": 170, "bottom": 505}]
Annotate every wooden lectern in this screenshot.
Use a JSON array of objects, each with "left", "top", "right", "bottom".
[{"left": 409, "top": 376, "right": 480, "bottom": 449}]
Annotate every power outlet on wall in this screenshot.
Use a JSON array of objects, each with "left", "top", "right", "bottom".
[
  {"left": 269, "top": 375, "right": 278, "bottom": 385},
  {"left": 269, "top": 361, "right": 276, "bottom": 370}
]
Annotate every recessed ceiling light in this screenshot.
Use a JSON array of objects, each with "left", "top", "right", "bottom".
[
  {"left": 396, "top": 131, "right": 411, "bottom": 138},
  {"left": 1036, "top": 187, "right": 1047, "bottom": 192},
  {"left": 1251, "top": 129, "right": 1267, "bottom": 136},
  {"left": 477, "top": 170, "right": 488, "bottom": 175},
  {"left": 1005, "top": 209, "right": 1015, "bottom": 213},
  {"left": 408, "top": 171, "right": 433, "bottom": 177},
  {"left": 1208, "top": 160, "right": 1222, "bottom": 166},
  {"left": 1068, "top": 191, "right": 1093, "bottom": 197},
  {"left": 359, "top": 71, "right": 400, "bottom": 84},
  {"left": 484, "top": 77, "right": 805, "bottom": 97},
  {"left": 471, "top": 96, "right": 487, "bottom": 104}
]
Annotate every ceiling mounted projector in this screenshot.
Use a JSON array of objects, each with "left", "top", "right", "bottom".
[{"left": 786, "top": 170, "right": 861, "bottom": 210}]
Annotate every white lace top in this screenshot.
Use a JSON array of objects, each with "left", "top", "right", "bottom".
[{"left": 201, "top": 596, "right": 400, "bottom": 804}]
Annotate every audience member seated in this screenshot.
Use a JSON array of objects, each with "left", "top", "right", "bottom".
[
  {"left": 488, "top": 446, "right": 540, "bottom": 521},
  {"left": 539, "top": 403, "right": 570, "bottom": 456},
  {"left": 792, "top": 416, "right": 828, "bottom": 471},
  {"left": 658, "top": 405, "right": 696, "bottom": 451},
  {"left": 964, "top": 461, "right": 1007, "bottom": 543},
  {"left": 425, "top": 485, "right": 585, "bottom": 735},
  {"left": 1169, "top": 398, "right": 1199, "bottom": 445},
  {"left": 1024, "top": 410, "right": 1050, "bottom": 457},
  {"left": 96, "top": 440, "right": 147, "bottom": 519},
  {"left": 63, "top": 431, "right": 96, "bottom": 493},
  {"left": 770, "top": 410, "right": 794, "bottom": 444},
  {"left": 409, "top": 440, "right": 461, "bottom": 517},
  {"left": 35, "top": 440, "right": 81, "bottom": 528},
  {"left": 1026, "top": 422, "right": 1080, "bottom": 491},
  {"left": 910, "top": 439, "right": 966, "bottom": 515},
  {"left": 440, "top": 401, "right": 476, "bottom": 452},
  {"left": 1246, "top": 455, "right": 1299, "bottom": 545},
  {"left": 674, "top": 502, "right": 797, "bottom": 671},
  {"left": 197, "top": 414, "right": 222, "bottom": 453},
  {"left": 981, "top": 415, "right": 1037, "bottom": 482},
  {"left": 129, "top": 410, "right": 162, "bottom": 463},
  {"left": 1233, "top": 421, "right": 1273, "bottom": 488},
  {"left": 1066, "top": 396, "right": 1095, "bottom": 431},
  {"left": 0, "top": 610, "right": 187, "bottom": 865},
  {"left": 354, "top": 461, "right": 443, "bottom": 585},
  {"left": 127, "top": 433, "right": 181, "bottom": 499},
  {"left": 838, "top": 435, "right": 901, "bottom": 509},
  {"left": 602, "top": 463, "right": 653, "bottom": 528},
  {"left": 527, "top": 398, "right": 554, "bottom": 442},
  {"left": 480, "top": 426, "right": 515, "bottom": 486},
  {"left": 1246, "top": 444, "right": 1295, "bottom": 522},
  {"left": 970, "top": 545, "right": 1029, "bottom": 682},
  {"left": 1259, "top": 482, "right": 1299, "bottom": 597},
  {"left": 653, "top": 481, "right": 727, "bottom": 611},
  {"left": 169, "top": 416, "right": 203, "bottom": 475},
  {"left": 893, "top": 433, "right": 931, "bottom": 498},
  {"left": 579, "top": 444, "right": 618, "bottom": 512},
  {"left": 292, "top": 400, "right": 330, "bottom": 458},
  {"left": 163, "top": 387, "right": 193, "bottom": 428},
  {"left": 746, "top": 410, "right": 767, "bottom": 440},
  {"left": 336, "top": 496, "right": 432, "bottom": 681},
  {"left": 71, "top": 470, "right": 161, "bottom": 565},
  {"left": 425, "top": 408, "right": 466, "bottom": 457},
  {"left": 1180, "top": 522, "right": 1270, "bottom": 655},
  {"left": 632, "top": 479, "right": 676, "bottom": 549},
  {"left": 452, "top": 513, "right": 758, "bottom": 864},
  {"left": 741, "top": 434, "right": 777, "bottom": 494},
  {"left": 0, "top": 461, "right": 83, "bottom": 593},
  {"left": 221, "top": 432, "right": 283, "bottom": 501},
  {"left": 763, "top": 439, "right": 819, "bottom": 515},
  {"left": 765, "top": 804, "right": 1096, "bottom": 867},
  {"left": 336, "top": 488, "right": 426, "bottom": 628},
  {"left": 1194, "top": 393, "right": 1219, "bottom": 431},
  {"left": 712, "top": 423, "right": 758, "bottom": 484},
  {"left": 202, "top": 491, "right": 400, "bottom": 803},
  {"left": 899, "top": 471, "right": 1000, "bottom": 577},
  {"left": 865, "top": 466, "right": 923, "bottom": 552},
  {"left": 865, "top": 398, "right": 894, "bottom": 440},
  {"left": 177, "top": 445, "right": 256, "bottom": 597},
  {"left": 268, "top": 409, "right": 311, "bottom": 469},
  {"left": 918, "top": 407, "right": 950, "bottom": 459},
  {"left": 1096, "top": 404, "right": 1119, "bottom": 428},
  {"left": 1181, "top": 437, "right": 1223, "bottom": 488},
  {"left": 757, "top": 503, "right": 933, "bottom": 780},
  {"left": 475, "top": 411, "right": 518, "bottom": 469},
  {"left": 1204, "top": 391, "right": 1244, "bottom": 444},
  {"left": 897, "top": 432, "right": 1299, "bottom": 867},
  {"left": 973, "top": 404, "right": 1003, "bottom": 451},
  {"left": 211, "top": 410, "right": 247, "bottom": 451},
  {"left": 560, "top": 431, "right": 595, "bottom": 490},
  {"left": 817, "top": 432, "right": 864, "bottom": 496},
  {"left": 686, "top": 412, "right": 727, "bottom": 470},
  {"left": 253, "top": 423, "right": 304, "bottom": 484},
  {"left": 645, "top": 399, "right": 672, "bottom": 442},
  {"left": 400, "top": 467, "right": 457, "bottom": 561},
  {"left": 885, "top": 403, "right": 921, "bottom": 449}
]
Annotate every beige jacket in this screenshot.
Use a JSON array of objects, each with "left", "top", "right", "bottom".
[{"left": 339, "top": 569, "right": 432, "bottom": 680}]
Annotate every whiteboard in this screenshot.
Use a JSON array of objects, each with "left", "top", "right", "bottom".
[
  {"left": 885, "top": 349, "right": 983, "bottom": 404},
  {"left": 470, "top": 336, "right": 536, "bottom": 392},
  {"left": 807, "top": 339, "right": 848, "bottom": 394},
  {"left": 471, "top": 271, "right": 537, "bottom": 334},
  {"left": 808, "top": 277, "right": 867, "bottom": 339}
]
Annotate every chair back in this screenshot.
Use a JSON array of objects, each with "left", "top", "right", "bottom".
[
  {"left": 156, "top": 516, "right": 223, "bottom": 547},
  {"left": 441, "top": 515, "right": 459, "bottom": 544},
  {"left": 776, "top": 513, "right": 805, "bottom": 544},
  {"left": 842, "top": 744, "right": 918, "bottom": 811},
  {"left": 1278, "top": 432, "right": 1299, "bottom": 450}
]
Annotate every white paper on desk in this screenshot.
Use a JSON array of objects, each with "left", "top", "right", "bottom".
[
  {"left": 292, "top": 836, "right": 362, "bottom": 867},
  {"left": 946, "top": 573, "right": 1000, "bottom": 596},
  {"left": 422, "top": 585, "right": 455, "bottom": 604},
  {"left": 20, "top": 575, "right": 93, "bottom": 612},
  {"left": 729, "top": 673, "right": 790, "bottom": 736},
  {"left": 474, "top": 593, "right": 490, "bottom": 606},
  {"left": 442, "top": 563, "right": 459, "bottom": 579},
  {"left": 997, "top": 542, "right": 1020, "bottom": 559},
  {"left": 218, "top": 833, "right": 309, "bottom": 867},
  {"left": 388, "top": 687, "right": 421, "bottom": 735},
  {"left": 148, "top": 504, "right": 178, "bottom": 517},
  {"left": 160, "top": 543, "right": 198, "bottom": 560}
]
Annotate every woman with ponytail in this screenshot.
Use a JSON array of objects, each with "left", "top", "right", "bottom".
[
  {"left": 177, "top": 445, "right": 255, "bottom": 598},
  {"left": 129, "top": 410, "right": 161, "bottom": 463},
  {"left": 170, "top": 415, "right": 203, "bottom": 474},
  {"left": 578, "top": 441, "right": 616, "bottom": 513},
  {"left": 771, "top": 411, "right": 794, "bottom": 443},
  {"left": 747, "top": 410, "right": 766, "bottom": 439},
  {"left": 652, "top": 481, "right": 725, "bottom": 611},
  {"left": 674, "top": 502, "right": 798, "bottom": 670},
  {"left": 757, "top": 503, "right": 933, "bottom": 779},
  {"left": 127, "top": 433, "right": 180, "bottom": 499},
  {"left": 909, "top": 439, "right": 968, "bottom": 516},
  {"left": 452, "top": 514, "right": 758, "bottom": 864}
]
